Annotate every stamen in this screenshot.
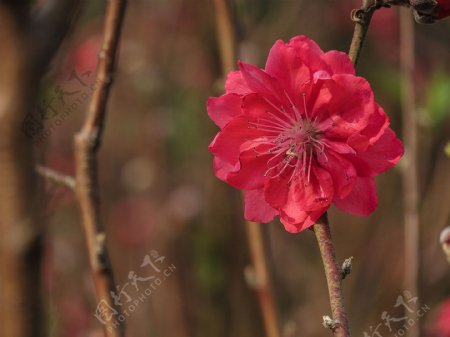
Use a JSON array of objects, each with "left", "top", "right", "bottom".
[
  {"left": 302, "top": 93, "right": 309, "bottom": 120},
  {"left": 262, "top": 97, "right": 297, "bottom": 125},
  {"left": 283, "top": 90, "right": 302, "bottom": 121},
  {"left": 307, "top": 148, "right": 313, "bottom": 184}
]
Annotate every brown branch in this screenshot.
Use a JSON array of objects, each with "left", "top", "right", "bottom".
[
  {"left": 245, "top": 222, "right": 282, "bottom": 337},
  {"left": 211, "top": 1, "right": 282, "bottom": 336},
  {"left": 348, "top": 0, "right": 380, "bottom": 66},
  {"left": 73, "top": 1, "right": 127, "bottom": 336},
  {"left": 213, "top": 0, "right": 236, "bottom": 74},
  {"left": 36, "top": 165, "right": 76, "bottom": 189},
  {"left": 313, "top": 214, "right": 350, "bottom": 337},
  {"left": 0, "top": 2, "right": 81, "bottom": 336},
  {"left": 400, "top": 8, "right": 420, "bottom": 337}
]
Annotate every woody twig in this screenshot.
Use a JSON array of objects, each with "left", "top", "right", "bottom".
[{"left": 73, "top": 0, "right": 127, "bottom": 336}]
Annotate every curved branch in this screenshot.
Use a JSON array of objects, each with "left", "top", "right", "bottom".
[
  {"left": 74, "top": 1, "right": 127, "bottom": 336},
  {"left": 348, "top": 0, "right": 380, "bottom": 66}
]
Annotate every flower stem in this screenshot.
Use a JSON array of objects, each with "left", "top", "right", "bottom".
[
  {"left": 314, "top": 213, "right": 350, "bottom": 337},
  {"left": 348, "top": 0, "right": 379, "bottom": 66}
]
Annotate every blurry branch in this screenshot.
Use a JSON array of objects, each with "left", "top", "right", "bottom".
[
  {"left": 440, "top": 227, "right": 450, "bottom": 264},
  {"left": 244, "top": 222, "right": 282, "bottom": 337},
  {"left": 314, "top": 214, "right": 350, "bottom": 337},
  {"left": 74, "top": 0, "right": 127, "bottom": 336},
  {"left": 36, "top": 165, "right": 75, "bottom": 189},
  {"left": 212, "top": 1, "right": 282, "bottom": 337},
  {"left": 348, "top": 0, "right": 381, "bottom": 66},
  {"left": 213, "top": 0, "right": 236, "bottom": 74},
  {"left": 0, "top": 2, "right": 81, "bottom": 337},
  {"left": 31, "top": 0, "right": 82, "bottom": 75},
  {"left": 400, "top": 8, "right": 420, "bottom": 337}
]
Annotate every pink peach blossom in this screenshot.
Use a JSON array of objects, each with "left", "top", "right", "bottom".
[{"left": 208, "top": 36, "right": 403, "bottom": 233}]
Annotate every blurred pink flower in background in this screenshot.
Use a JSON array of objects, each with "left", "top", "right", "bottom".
[
  {"left": 208, "top": 36, "right": 403, "bottom": 233},
  {"left": 429, "top": 299, "right": 450, "bottom": 337},
  {"left": 437, "top": 0, "right": 450, "bottom": 18},
  {"left": 59, "top": 296, "right": 90, "bottom": 337},
  {"left": 69, "top": 34, "right": 102, "bottom": 73}
]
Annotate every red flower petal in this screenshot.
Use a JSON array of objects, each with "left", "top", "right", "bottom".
[
  {"left": 347, "top": 105, "right": 390, "bottom": 152},
  {"left": 208, "top": 117, "right": 263, "bottom": 166},
  {"left": 348, "top": 127, "right": 404, "bottom": 177},
  {"left": 318, "top": 74, "right": 376, "bottom": 138},
  {"left": 265, "top": 39, "right": 312, "bottom": 108},
  {"left": 227, "top": 149, "right": 268, "bottom": 190},
  {"left": 225, "top": 70, "right": 252, "bottom": 95},
  {"left": 279, "top": 208, "right": 326, "bottom": 233},
  {"left": 244, "top": 189, "right": 278, "bottom": 223},
  {"left": 320, "top": 51, "right": 355, "bottom": 75},
  {"left": 265, "top": 165, "right": 334, "bottom": 213},
  {"left": 207, "top": 94, "right": 241, "bottom": 129},
  {"left": 238, "top": 62, "right": 286, "bottom": 106},
  {"left": 318, "top": 150, "right": 357, "bottom": 199},
  {"left": 323, "top": 140, "right": 356, "bottom": 155},
  {"left": 333, "top": 177, "right": 378, "bottom": 216},
  {"left": 288, "top": 35, "right": 326, "bottom": 72},
  {"left": 213, "top": 157, "right": 239, "bottom": 182}
]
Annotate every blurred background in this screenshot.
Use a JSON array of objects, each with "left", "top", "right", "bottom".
[{"left": 0, "top": 0, "right": 449, "bottom": 336}]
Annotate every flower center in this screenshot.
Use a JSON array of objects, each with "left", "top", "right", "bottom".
[{"left": 249, "top": 95, "right": 327, "bottom": 183}]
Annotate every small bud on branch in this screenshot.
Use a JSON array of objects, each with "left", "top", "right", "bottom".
[{"left": 341, "top": 257, "right": 354, "bottom": 280}]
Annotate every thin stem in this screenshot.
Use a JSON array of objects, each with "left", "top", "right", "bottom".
[
  {"left": 211, "top": 1, "right": 281, "bottom": 336},
  {"left": 36, "top": 165, "right": 75, "bottom": 189},
  {"left": 400, "top": 8, "right": 419, "bottom": 337},
  {"left": 245, "top": 221, "right": 282, "bottom": 337},
  {"left": 314, "top": 214, "right": 350, "bottom": 337},
  {"left": 348, "top": 0, "right": 379, "bottom": 66},
  {"left": 74, "top": 1, "right": 127, "bottom": 336}
]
